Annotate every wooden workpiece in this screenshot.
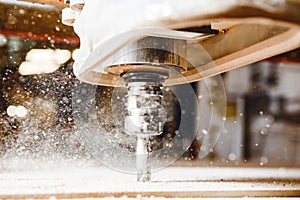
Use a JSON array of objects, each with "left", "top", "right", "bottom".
[{"left": 0, "top": 167, "right": 299, "bottom": 198}]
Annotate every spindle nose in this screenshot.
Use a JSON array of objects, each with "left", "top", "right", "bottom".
[{"left": 104, "top": 36, "right": 190, "bottom": 79}]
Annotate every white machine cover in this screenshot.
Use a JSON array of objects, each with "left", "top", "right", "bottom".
[{"left": 72, "top": 0, "right": 287, "bottom": 79}]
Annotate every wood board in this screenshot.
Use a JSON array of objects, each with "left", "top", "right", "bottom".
[{"left": 0, "top": 167, "right": 299, "bottom": 198}]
